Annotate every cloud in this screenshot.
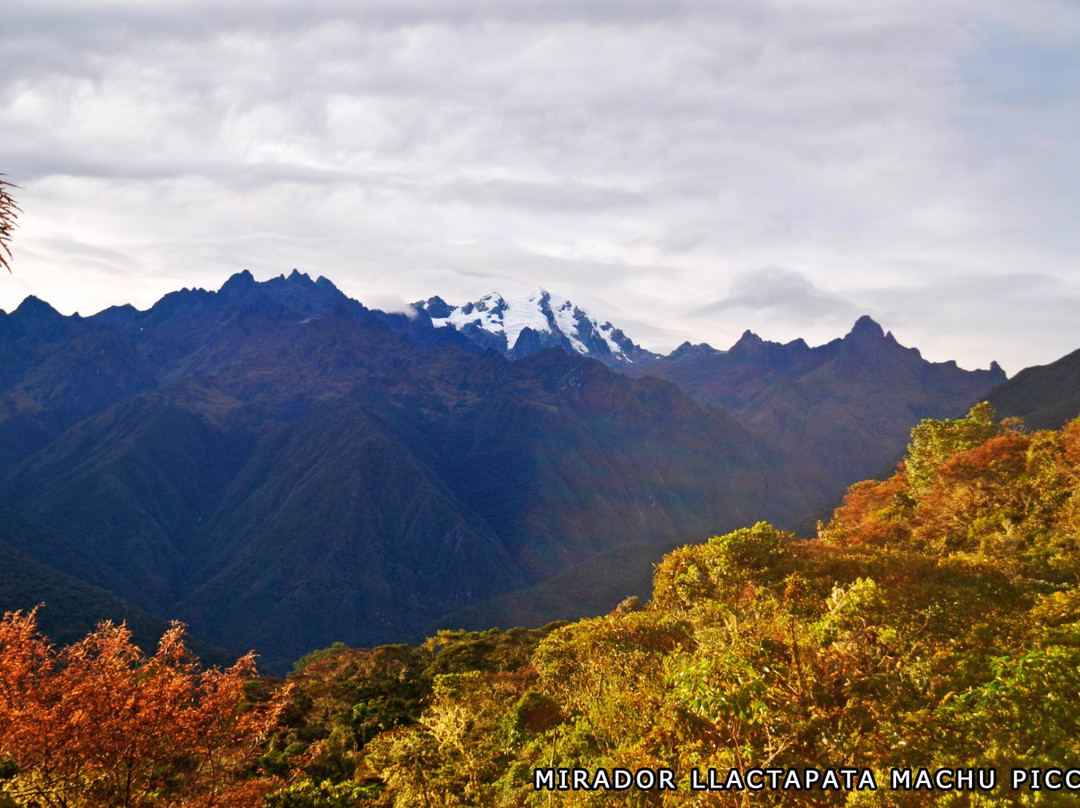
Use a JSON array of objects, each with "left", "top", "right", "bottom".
[
  {"left": 700, "top": 266, "right": 859, "bottom": 319},
  {"left": 1, "top": 0, "right": 1078, "bottom": 373}
]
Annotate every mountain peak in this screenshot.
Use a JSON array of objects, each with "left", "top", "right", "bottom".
[
  {"left": 668, "top": 341, "right": 714, "bottom": 361},
  {"left": 848, "top": 315, "right": 885, "bottom": 340},
  {"left": 414, "top": 289, "right": 653, "bottom": 366},
  {"left": 13, "top": 295, "right": 63, "bottom": 322},
  {"left": 731, "top": 330, "right": 764, "bottom": 352},
  {"left": 219, "top": 269, "right": 257, "bottom": 297}
]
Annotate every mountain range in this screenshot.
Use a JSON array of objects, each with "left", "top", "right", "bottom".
[
  {"left": 414, "top": 290, "right": 654, "bottom": 365},
  {"left": 0, "top": 271, "right": 1045, "bottom": 671},
  {"left": 987, "top": 346, "right": 1080, "bottom": 431},
  {"left": 423, "top": 289, "right": 1007, "bottom": 510}
]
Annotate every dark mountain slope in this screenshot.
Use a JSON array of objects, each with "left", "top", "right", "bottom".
[
  {"left": 434, "top": 537, "right": 685, "bottom": 634},
  {"left": 1, "top": 272, "right": 812, "bottom": 670},
  {"left": 5, "top": 395, "right": 247, "bottom": 610},
  {"left": 179, "top": 401, "right": 523, "bottom": 672},
  {"left": 0, "top": 501, "right": 142, "bottom": 604},
  {"left": 0, "top": 298, "right": 156, "bottom": 474},
  {"left": 0, "top": 510, "right": 229, "bottom": 665},
  {"left": 987, "top": 346, "right": 1080, "bottom": 430},
  {"left": 421, "top": 349, "right": 800, "bottom": 574},
  {"left": 634, "top": 316, "right": 1006, "bottom": 505}
]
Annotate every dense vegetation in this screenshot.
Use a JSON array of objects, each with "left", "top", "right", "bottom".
[
  {"left": 0, "top": 610, "right": 287, "bottom": 807},
  {"left": 5, "top": 404, "right": 1080, "bottom": 806}
]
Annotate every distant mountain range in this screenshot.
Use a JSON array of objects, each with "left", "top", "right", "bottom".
[
  {"left": 988, "top": 346, "right": 1080, "bottom": 431},
  {"left": 630, "top": 316, "right": 1006, "bottom": 509},
  {"left": 424, "top": 289, "right": 1007, "bottom": 508},
  {"left": 0, "top": 271, "right": 1048, "bottom": 672}
]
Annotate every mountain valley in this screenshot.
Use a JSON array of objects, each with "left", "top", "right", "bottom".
[{"left": 0, "top": 272, "right": 1045, "bottom": 671}]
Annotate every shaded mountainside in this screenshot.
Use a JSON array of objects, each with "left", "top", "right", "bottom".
[
  {"left": 633, "top": 315, "right": 1006, "bottom": 507},
  {"left": 434, "top": 538, "right": 684, "bottom": 634},
  {"left": 988, "top": 346, "right": 1080, "bottom": 430},
  {"left": 0, "top": 505, "right": 230, "bottom": 665},
  {"left": 1, "top": 271, "right": 811, "bottom": 672}
]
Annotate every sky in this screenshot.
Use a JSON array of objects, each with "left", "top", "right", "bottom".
[{"left": 1, "top": 0, "right": 1078, "bottom": 375}]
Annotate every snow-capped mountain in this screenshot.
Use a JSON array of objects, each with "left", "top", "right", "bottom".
[{"left": 415, "top": 290, "right": 656, "bottom": 365}]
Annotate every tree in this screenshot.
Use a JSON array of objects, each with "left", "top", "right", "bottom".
[
  {"left": 0, "top": 175, "right": 17, "bottom": 273},
  {"left": 0, "top": 608, "right": 288, "bottom": 808},
  {"left": 905, "top": 402, "right": 1001, "bottom": 494}
]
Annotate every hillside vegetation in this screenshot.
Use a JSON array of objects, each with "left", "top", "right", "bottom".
[
  {"left": 5, "top": 403, "right": 1080, "bottom": 807},
  {"left": 261, "top": 404, "right": 1080, "bottom": 807}
]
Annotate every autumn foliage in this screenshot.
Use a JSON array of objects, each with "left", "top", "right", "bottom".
[{"left": 0, "top": 610, "right": 286, "bottom": 808}]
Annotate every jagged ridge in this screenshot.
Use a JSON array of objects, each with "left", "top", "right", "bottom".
[{"left": 415, "top": 290, "right": 655, "bottom": 365}]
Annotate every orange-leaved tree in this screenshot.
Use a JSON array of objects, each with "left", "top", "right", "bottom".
[{"left": 0, "top": 608, "right": 288, "bottom": 808}]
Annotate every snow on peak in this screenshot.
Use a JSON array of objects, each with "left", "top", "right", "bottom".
[
  {"left": 433, "top": 290, "right": 549, "bottom": 350},
  {"left": 420, "top": 289, "right": 632, "bottom": 362}
]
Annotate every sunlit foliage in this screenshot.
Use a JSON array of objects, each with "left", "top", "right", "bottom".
[{"left": 0, "top": 609, "right": 287, "bottom": 808}]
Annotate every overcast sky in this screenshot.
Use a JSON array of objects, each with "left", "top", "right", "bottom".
[{"left": 2, "top": 0, "right": 1078, "bottom": 374}]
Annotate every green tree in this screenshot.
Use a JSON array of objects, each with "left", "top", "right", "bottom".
[{"left": 906, "top": 402, "right": 1001, "bottom": 494}]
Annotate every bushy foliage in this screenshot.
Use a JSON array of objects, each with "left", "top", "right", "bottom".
[
  {"left": 259, "top": 626, "right": 560, "bottom": 807},
  {"left": 0, "top": 609, "right": 287, "bottom": 808},
  {"left": 823, "top": 405, "right": 1080, "bottom": 576}
]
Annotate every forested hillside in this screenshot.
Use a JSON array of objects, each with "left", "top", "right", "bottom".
[
  {"left": 0, "top": 272, "right": 802, "bottom": 671},
  {"left": 252, "top": 404, "right": 1080, "bottom": 807},
  {"left": 0, "top": 273, "right": 1006, "bottom": 670},
  {"left": 6, "top": 404, "right": 1075, "bottom": 806}
]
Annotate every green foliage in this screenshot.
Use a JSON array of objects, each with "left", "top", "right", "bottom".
[
  {"left": 291, "top": 642, "right": 351, "bottom": 676},
  {"left": 906, "top": 402, "right": 1001, "bottom": 493},
  {"left": 267, "top": 625, "right": 560, "bottom": 796},
  {"left": 944, "top": 646, "right": 1080, "bottom": 769},
  {"left": 184, "top": 407, "right": 1080, "bottom": 805},
  {"left": 263, "top": 778, "right": 381, "bottom": 808},
  {"left": 812, "top": 577, "right": 886, "bottom": 647},
  {"left": 653, "top": 521, "right": 791, "bottom": 612}
]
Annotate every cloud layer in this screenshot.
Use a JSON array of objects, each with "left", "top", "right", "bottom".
[{"left": 2, "top": 0, "right": 1078, "bottom": 373}]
